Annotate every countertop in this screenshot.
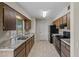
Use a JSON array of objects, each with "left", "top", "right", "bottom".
[
  {"left": 0, "top": 33, "right": 34, "bottom": 51},
  {"left": 61, "top": 39, "right": 70, "bottom": 46}
]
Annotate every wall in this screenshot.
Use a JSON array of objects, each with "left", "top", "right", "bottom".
[
  {"left": 70, "top": 2, "right": 79, "bottom": 57},
  {"left": 30, "top": 18, "right": 36, "bottom": 34},
  {"left": 36, "top": 18, "right": 49, "bottom": 40},
  {"left": 29, "top": 18, "right": 36, "bottom": 39}
]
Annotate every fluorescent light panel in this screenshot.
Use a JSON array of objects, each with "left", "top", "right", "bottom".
[{"left": 42, "top": 11, "right": 47, "bottom": 17}]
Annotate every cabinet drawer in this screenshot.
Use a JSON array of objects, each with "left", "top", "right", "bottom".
[
  {"left": 16, "top": 48, "right": 25, "bottom": 57},
  {"left": 14, "top": 42, "right": 25, "bottom": 56}
]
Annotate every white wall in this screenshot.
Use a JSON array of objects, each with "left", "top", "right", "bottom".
[
  {"left": 70, "top": 2, "right": 79, "bottom": 57},
  {"left": 30, "top": 18, "right": 36, "bottom": 34},
  {"left": 36, "top": 19, "right": 49, "bottom": 40}
]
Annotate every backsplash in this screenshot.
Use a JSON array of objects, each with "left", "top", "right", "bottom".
[
  {"left": 0, "top": 31, "right": 10, "bottom": 44},
  {"left": 0, "top": 20, "right": 30, "bottom": 44}
]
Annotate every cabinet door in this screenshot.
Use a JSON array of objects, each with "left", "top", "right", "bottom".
[
  {"left": 16, "top": 48, "right": 25, "bottom": 57},
  {"left": 14, "top": 42, "right": 25, "bottom": 57},
  {"left": 59, "top": 17, "right": 63, "bottom": 25},
  {"left": 3, "top": 5, "right": 16, "bottom": 30},
  {"left": 54, "top": 20, "right": 58, "bottom": 28},
  {"left": 63, "top": 15, "right": 67, "bottom": 24},
  {"left": 28, "top": 20, "right": 31, "bottom": 30},
  {"left": 25, "top": 19, "right": 31, "bottom": 31},
  {"left": 25, "top": 20, "right": 28, "bottom": 31},
  {"left": 67, "top": 12, "right": 70, "bottom": 29},
  {"left": 31, "top": 36, "right": 34, "bottom": 47},
  {"left": 26, "top": 42, "right": 30, "bottom": 56},
  {"left": 0, "top": 5, "right": 3, "bottom": 31},
  {"left": 61, "top": 41, "right": 70, "bottom": 57}
]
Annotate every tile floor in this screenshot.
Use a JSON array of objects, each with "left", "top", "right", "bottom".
[{"left": 28, "top": 40, "right": 60, "bottom": 57}]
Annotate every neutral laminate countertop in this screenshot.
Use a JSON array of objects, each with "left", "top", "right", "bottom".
[
  {"left": 61, "top": 39, "right": 70, "bottom": 46},
  {"left": 0, "top": 33, "right": 34, "bottom": 51}
]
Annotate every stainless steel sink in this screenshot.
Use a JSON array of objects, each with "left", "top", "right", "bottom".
[{"left": 17, "top": 36, "right": 28, "bottom": 40}]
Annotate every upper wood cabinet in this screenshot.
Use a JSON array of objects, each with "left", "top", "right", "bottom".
[
  {"left": 3, "top": 5, "right": 16, "bottom": 30},
  {"left": 0, "top": 5, "right": 3, "bottom": 31},
  {"left": 24, "top": 19, "right": 31, "bottom": 31},
  {"left": 52, "top": 12, "right": 70, "bottom": 30},
  {"left": 62, "top": 14, "right": 67, "bottom": 24},
  {"left": 59, "top": 17, "right": 63, "bottom": 25},
  {"left": 53, "top": 18, "right": 62, "bottom": 29},
  {"left": 0, "top": 3, "right": 16, "bottom": 31},
  {"left": 67, "top": 12, "right": 70, "bottom": 29},
  {"left": 0, "top": 3, "right": 31, "bottom": 31}
]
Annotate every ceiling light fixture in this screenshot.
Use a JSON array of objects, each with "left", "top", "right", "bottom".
[{"left": 42, "top": 11, "right": 48, "bottom": 17}]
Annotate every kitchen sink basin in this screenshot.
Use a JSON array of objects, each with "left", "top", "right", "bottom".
[{"left": 17, "top": 36, "right": 28, "bottom": 40}]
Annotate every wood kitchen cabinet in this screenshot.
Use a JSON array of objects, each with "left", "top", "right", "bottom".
[
  {"left": 25, "top": 38, "right": 31, "bottom": 57},
  {"left": 53, "top": 21, "right": 56, "bottom": 25},
  {"left": 24, "top": 19, "right": 31, "bottom": 31},
  {"left": 57, "top": 18, "right": 62, "bottom": 29},
  {"left": 67, "top": 12, "right": 70, "bottom": 29},
  {"left": 53, "top": 19, "right": 58, "bottom": 28},
  {"left": 0, "top": 3, "right": 31, "bottom": 31},
  {"left": 0, "top": 5, "right": 3, "bottom": 31},
  {"left": 25, "top": 42, "right": 30, "bottom": 56},
  {"left": 59, "top": 17, "right": 63, "bottom": 25},
  {"left": 55, "top": 37, "right": 61, "bottom": 56},
  {"left": 53, "top": 17, "right": 63, "bottom": 29},
  {"left": 0, "top": 3, "right": 16, "bottom": 30},
  {"left": 14, "top": 35, "right": 34, "bottom": 57},
  {"left": 52, "top": 12, "right": 70, "bottom": 30},
  {"left": 62, "top": 14, "right": 67, "bottom": 25},
  {"left": 25, "top": 35, "right": 34, "bottom": 56},
  {"left": 61, "top": 40, "right": 70, "bottom": 57},
  {"left": 14, "top": 42, "right": 26, "bottom": 57},
  {"left": 16, "top": 48, "right": 26, "bottom": 57},
  {"left": 3, "top": 5, "right": 16, "bottom": 30}
]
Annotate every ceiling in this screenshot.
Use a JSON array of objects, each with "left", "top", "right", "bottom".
[{"left": 17, "top": 2, "right": 70, "bottom": 19}]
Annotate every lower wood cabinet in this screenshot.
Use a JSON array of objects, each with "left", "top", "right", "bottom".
[
  {"left": 16, "top": 48, "right": 26, "bottom": 57},
  {"left": 14, "top": 35, "right": 34, "bottom": 57},
  {"left": 25, "top": 43, "right": 30, "bottom": 57},
  {"left": 25, "top": 35, "right": 34, "bottom": 56},
  {"left": 61, "top": 41, "right": 70, "bottom": 57},
  {"left": 14, "top": 42, "right": 26, "bottom": 57}
]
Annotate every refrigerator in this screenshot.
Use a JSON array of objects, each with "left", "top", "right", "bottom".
[{"left": 49, "top": 25, "right": 59, "bottom": 43}]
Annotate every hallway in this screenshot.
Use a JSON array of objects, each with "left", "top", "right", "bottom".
[{"left": 28, "top": 40, "right": 59, "bottom": 57}]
